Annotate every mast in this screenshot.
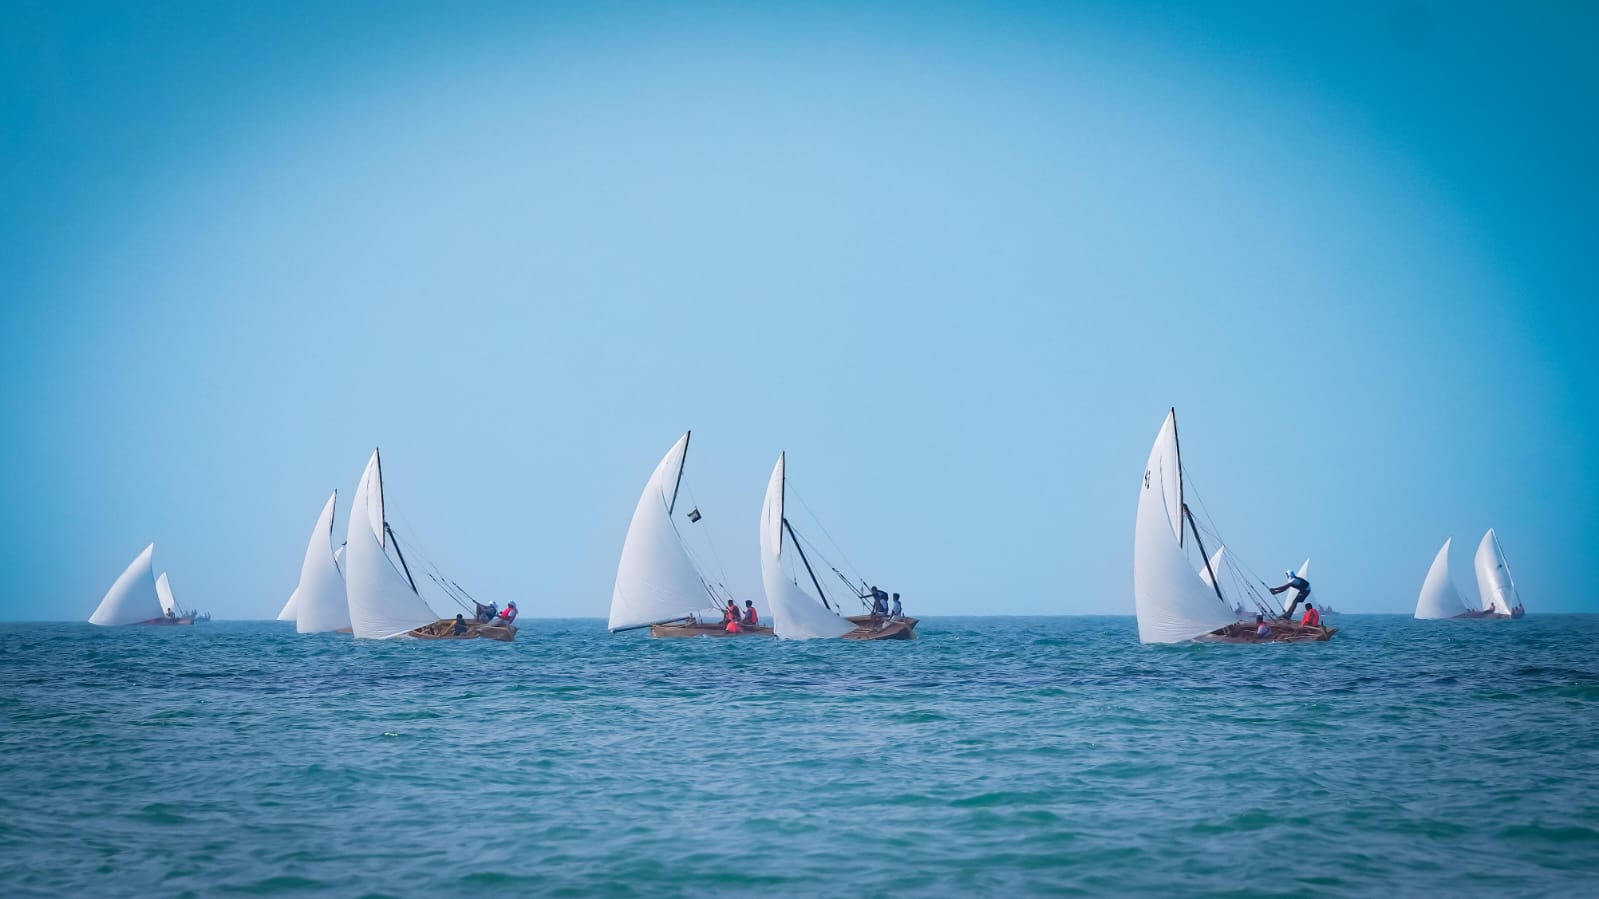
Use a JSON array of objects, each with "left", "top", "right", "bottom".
[
  {"left": 1184, "top": 504, "right": 1227, "bottom": 608},
  {"left": 783, "top": 517, "right": 833, "bottom": 611},
  {"left": 1169, "top": 407, "right": 1184, "bottom": 547},
  {"left": 385, "top": 522, "right": 419, "bottom": 595},
  {"left": 374, "top": 448, "right": 385, "bottom": 548}
]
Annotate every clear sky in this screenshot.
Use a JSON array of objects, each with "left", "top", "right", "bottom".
[{"left": 3, "top": 1, "right": 1594, "bottom": 620}]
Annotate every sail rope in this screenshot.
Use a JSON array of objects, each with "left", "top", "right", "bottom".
[
  {"left": 387, "top": 510, "right": 478, "bottom": 615},
  {"left": 679, "top": 482, "right": 735, "bottom": 598},
  {"left": 788, "top": 485, "right": 869, "bottom": 589},
  {"left": 1183, "top": 474, "right": 1287, "bottom": 616}
]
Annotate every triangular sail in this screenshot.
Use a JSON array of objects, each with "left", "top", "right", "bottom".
[
  {"left": 760, "top": 453, "right": 854, "bottom": 640},
  {"left": 1199, "top": 545, "right": 1227, "bottom": 590},
  {"left": 609, "top": 432, "right": 715, "bottom": 631},
  {"left": 277, "top": 590, "right": 299, "bottom": 622},
  {"left": 295, "top": 491, "right": 352, "bottom": 634},
  {"left": 89, "top": 544, "right": 165, "bottom": 626},
  {"left": 345, "top": 450, "right": 437, "bottom": 639},
  {"left": 1415, "top": 538, "right": 1469, "bottom": 619},
  {"left": 1473, "top": 528, "right": 1521, "bottom": 615},
  {"left": 1133, "top": 410, "right": 1235, "bottom": 643},
  {"left": 156, "top": 572, "right": 178, "bottom": 616}
]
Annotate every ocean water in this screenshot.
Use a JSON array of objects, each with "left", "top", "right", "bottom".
[{"left": 2, "top": 615, "right": 1597, "bottom": 898}]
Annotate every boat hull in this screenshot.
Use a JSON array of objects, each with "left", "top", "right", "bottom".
[
  {"left": 649, "top": 621, "right": 775, "bottom": 638},
  {"left": 408, "top": 619, "right": 518, "bottom": 642},
  {"left": 844, "top": 615, "right": 919, "bottom": 640},
  {"left": 139, "top": 617, "right": 195, "bottom": 626},
  {"left": 1203, "top": 621, "right": 1335, "bottom": 644}
]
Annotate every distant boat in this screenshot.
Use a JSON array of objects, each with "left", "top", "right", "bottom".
[
  {"left": 759, "top": 453, "right": 916, "bottom": 640},
  {"left": 609, "top": 432, "right": 769, "bottom": 638},
  {"left": 344, "top": 449, "right": 514, "bottom": 642},
  {"left": 1414, "top": 538, "right": 1487, "bottom": 619},
  {"left": 1473, "top": 528, "right": 1525, "bottom": 619},
  {"left": 1132, "top": 409, "right": 1333, "bottom": 643},
  {"left": 89, "top": 544, "right": 192, "bottom": 626},
  {"left": 291, "top": 491, "right": 352, "bottom": 634},
  {"left": 156, "top": 572, "right": 209, "bottom": 624}
]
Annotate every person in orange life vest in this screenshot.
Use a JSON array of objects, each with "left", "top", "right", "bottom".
[
  {"left": 1299, "top": 602, "right": 1321, "bottom": 628},
  {"left": 498, "top": 601, "right": 518, "bottom": 625},
  {"left": 725, "top": 612, "right": 742, "bottom": 634},
  {"left": 743, "top": 600, "right": 759, "bottom": 625}
]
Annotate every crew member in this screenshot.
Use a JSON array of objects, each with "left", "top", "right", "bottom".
[
  {"left": 743, "top": 600, "right": 759, "bottom": 625},
  {"left": 1255, "top": 614, "right": 1271, "bottom": 637},
  {"left": 452, "top": 613, "right": 468, "bottom": 636},
  {"left": 1300, "top": 602, "right": 1321, "bottom": 629},
  {"left": 890, "top": 593, "right": 903, "bottom": 619},
  {"left": 1268, "top": 570, "right": 1312, "bottom": 619},
  {"left": 498, "top": 601, "right": 518, "bottom": 625}
]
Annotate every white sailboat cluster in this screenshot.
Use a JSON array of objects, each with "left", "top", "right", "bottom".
[
  {"left": 88, "top": 544, "right": 208, "bottom": 626},
  {"left": 1413, "top": 530, "right": 1525, "bottom": 620},
  {"left": 606, "top": 435, "right": 915, "bottom": 641}
]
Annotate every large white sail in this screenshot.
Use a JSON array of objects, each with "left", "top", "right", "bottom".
[
  {"left": 344, "top": 450, "right": 437, "bottom": 639},
  {"left": 89, "top": 544, "right": 165, "bottom": 626},
  {"left": 1474, "top": 528, "right": 1520, "bottom": 616},
  {"left": 1133, "top": 410, "right": 1235, "bottom": 643},
  {"left": 609, "top": 432, "right": 714, "bottom": 631},
  {"left": 295, "top": 491, "right": 352, "bottom": 634},
  {"left": 156, "top": 572, "right": 178, "bottom": 616},
  {"left": 1415, "top": 538, "right": 1468, "bottom": 619},
  {"left": 760, "top": 453, "right": 854, "bottom": 640}
]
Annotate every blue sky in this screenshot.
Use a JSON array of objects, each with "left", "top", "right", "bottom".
[{"left": 2, "top": 1, "right": 1594, "bottom": 620}]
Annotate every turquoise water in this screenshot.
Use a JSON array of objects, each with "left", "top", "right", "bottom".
[{"left": 3, "top": 616, "right": 1597, "bottom": 897}]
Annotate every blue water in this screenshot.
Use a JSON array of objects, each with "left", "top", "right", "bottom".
[{"left": 3, "top": 616, "right": 1597, "bottom": 897}]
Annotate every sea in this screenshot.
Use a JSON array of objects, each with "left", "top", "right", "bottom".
[{"left": 2, "top": 615, "right": 1597, "bottom": 897}]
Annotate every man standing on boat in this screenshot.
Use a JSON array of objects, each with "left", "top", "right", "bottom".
[{"left": 1268, "top": 570, "right": 1312, "bottom": 620}]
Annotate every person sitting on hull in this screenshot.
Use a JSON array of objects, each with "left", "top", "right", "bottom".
[
  {"left": 1299, "top": 602, "right": 1321, "bottom": 629},
  {"left": 474, "top": 601, "right": 497, "bottom": 624},
  {"left": 452, "top": 613, "right": 468, "bottom": 636},
  {"left": 1254, "top": 614, "right": 1271, "bottom": 638},
  {"left": 890, "top": 593, "right": 903, "bottom": 620},
  {"left": 743, "top": 600, "right": 759, "bottom": 626},
  {"left": 725, "top": 600, "right": 742, "bottom": 625},
  {"left": 1268, "top": 570, "right": 1312, "bottom": 619},
  {"left": 497, "top": 601, "right": 518, "bottom": 626}
]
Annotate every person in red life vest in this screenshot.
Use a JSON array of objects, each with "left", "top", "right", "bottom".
[
  {"left": 497, "top": 601, "right": 518, "bottom": 626},
  {"left": 743, "top": 600, "right": 759, "bottom": 625},
  {"left": 1299, "top": 602, "right": 1321, "bottom": 629},
  {"left": 724, "top": 600, "right": 742, "bottom": 625}
]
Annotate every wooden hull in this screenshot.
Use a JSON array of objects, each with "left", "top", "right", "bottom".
[
  {"left": 1456, "top": 610, "right": 1510, "bottom": 620},
  {"left": 649, "top": 621, "right": 775, "bottom": 638},
  {"left": 844, "top": 616, "right": 918, "bottom": 640},
  {"left": 140, "top": 617, "right": 195, "bottom": 626},
  {"left": 408, "top": 619, "right": 517, "bottom": 642},
  {"left": 1203, "top": 621, "right": 1336, "bottom": 644}
]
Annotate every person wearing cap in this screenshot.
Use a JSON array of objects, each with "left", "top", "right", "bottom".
[
  {"left": 743, "top": 600, "right": 759, "bottom": 626},
  {"left": 1268, "top": 570, "right": 1312, "bottom": 619},
  {"left": 497, "top": 601, "right": 518, "bottom": 625}
]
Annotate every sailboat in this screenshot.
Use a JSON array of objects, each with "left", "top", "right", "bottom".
[
  {"left": 610, "top": 432, "right": 770, "bottom": 638},
  {"left": 1132, "top": 409, "right": 1333, "bottom": 643},
  {"left": 155, "top": 572, "right": 209, "bottom": 624},
  {"left": 292, "top": 491, "right": 352, "bottom": 634},
  {"left": 89, "top": 544, "right": 191, "bottom": 626},
  {"left": 1473, "top": 528, "right": 1525, "bottom": 619},
  {"left": 344, "top": 449, "right": 515, "bottom": 641},
  {"left": 1413, "top": 538, "right": 1484, "bottom": 619},
  {"left": 759, "top": 453, "right": 916, "bottom": 640}
]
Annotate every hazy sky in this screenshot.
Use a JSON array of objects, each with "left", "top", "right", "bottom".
[{"left": 3, "top": 1, "right": 1594, "bottom": 620}]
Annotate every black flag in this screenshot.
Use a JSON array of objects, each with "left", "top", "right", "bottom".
[{"left": 687, "top": 507, "right": 702, "bottom": 523}]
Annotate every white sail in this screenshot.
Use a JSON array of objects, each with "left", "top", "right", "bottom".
[
  {"left": 89, "top": 544, "right": 165, "bottom": 626},
  {"left": 295, "top": 491, "right": 352, "bottom": 634},
  {"left": 1474, "top": 528, "right": 1520, "bottom": 616},
  {"left": 1415, "top": 538, "right": 1469, "bottom": 619},
  {"left": 609, "top": 432, "right": 715, "bottom": 631},
  {"left": 1133, "top": 410, "right": 1235, "bottom": 643},
  {"left": 760, "top": 453, "right": 854, "bottom": 640},
  {"left": 344, "top": 450, "right": 437, "bottom": 639},
  {"left": 277, "top": 590, "right": 299, "bottom": 622},
  {"left": 156, "top": 572, "right": 178, "bottom": 616}
]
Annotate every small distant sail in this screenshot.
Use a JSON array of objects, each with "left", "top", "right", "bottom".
[
  {"left": 609, "top": 432, "right": 714, "bottom": 632},
  {"left": 295, "top": 491, "right": 351, "bottom": 634},
  {"left": 156, "top": 572, "right": 178, "bottom": 616},
  {"left": 89, "top": 544, "right": 165, "bottom": 626},
  {"left": 277, "top": 589, "right": 299, "bottom": 622},
  {"left": 1473, "top": 528, "right": 1521, "bottom": 616},
  {"left": 344, "top": 450, "right": 437, "bottom": 639},
  {"left": 761, "top": 453, "right": 854, "bottom": 640},
  {"left": 1415, "top": 538, "right": 1469, "bottom": 619},
  {"left": 1132, "top": 410, "right": 1235, "bottom": 643}
]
